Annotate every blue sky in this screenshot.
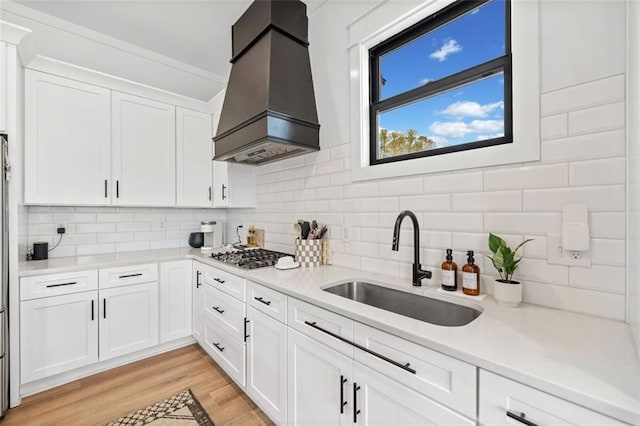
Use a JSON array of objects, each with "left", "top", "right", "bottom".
[{"left": 378, "top": 0, "right": 506, "bottom": 150}]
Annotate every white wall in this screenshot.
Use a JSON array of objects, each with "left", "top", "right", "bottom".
[
  {"left": 231, "top": 0, "right": 628, "bottom": 321},
  {"left": 628, "top": 0, "right": 640, "bottom": 358},
  {"left": 25, "top": 207, "right": 226, "bottom": 258}
]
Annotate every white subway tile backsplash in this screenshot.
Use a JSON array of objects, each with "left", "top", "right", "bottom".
[
  {"left": 420, "top": 231, "right": 452, "bottom": 249},
  {"left": 344, "top": 241, "right": 379, "bottom": 258},
  {"left": 59, "top": 234, "right": 97, "bottom": 246},
  {"left": 568, "top": 102, "right": 625, "bottom": 135},
  {"left": 569, "top": 157, "right": 626, "bottom": 186},
  {"left": 306, "top": 174, "right": 330, "bottom": 188},
  {"left": 484, "top": 164, "right": 568, "bottom": 191},
  {"left": 422, "top": 171, "right": 483, "bottom": 194},
  {"left": 378, "top": 178, "right": 424, "bottom": 196},
  {"left": 316, "top": 187, "right": 344, "bottom": 200},
  {"left": 523, "top": 281, "right": 625, "bottom": 321},
  {"left": 541, "top": 114, "right": 568, "bottom": 140},
  {"left": 422, "top": 213, "right": 483, "bottom": 232},
  {"left": 76, "top": 223, "right": 116, "bottom": 234},
  {"left": 399, "top": 194, "right": 450, "bottom": 212},
  {"left": 48, "top": 246, "right": 77, "bottom": 259},
  {"left": 27, "top": 213, "right": 53, "bottom": 224},
  {"left": 97, "top": 213, "right": 135, "bottom": 222},
  {"left": 569, "top": 264, "right": 625, "bottom": 294},
  {"left": 517, "top": 258, "right": 568, "bottom": 285},
  {"left": 117, "top": 241, "right": 151, "bottom": 252},
  {"left": 591, "top": 238, "right": 625, "bottom": 266},
  {"left": 541, "top": 129, "right": 625, "bottom": 163},
  {"left": 344, "top": 182, "right": 378, "bottom": 199},
  {"left": 452, "top": 191, "right": 522, "bottom": 212},
  {"left": 330, "top": 199, "right": 358, "bottom": 212},
  {"left": 316, "top": 159, "right": 344, "bottom": 175},
  {"left": 590, "top": 212, "right": 626, "bottom": 239},
  {"left": 76, "top": 243, "right": 116, "bottom": 256},
  {"left": 360, "top": 257, "right": 399, "bottom": 277},
  {"left": 52, "top": 213, "right": 96, "bottom": 223},
  {"left": 540, "top": 74, "right": 624, "bottom": 116},
  {"left": 330, "top": 171, "right": 352, "bottom": 186},
  {"left": 484, "top": 213, "right": 562, "bottom": 235},
  {"left": 360, "top": 197, "right": 399, "bottom": 213},
  {"left": 523, "top": 185, "right": 625, "bottom": 212},
  {"left": 523, "top": 235, "right": 547, "bottom": 259}
]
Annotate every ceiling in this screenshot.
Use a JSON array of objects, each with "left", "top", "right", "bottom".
[{"left": 14, "top": 0, "right": 252, "bottom": 80}]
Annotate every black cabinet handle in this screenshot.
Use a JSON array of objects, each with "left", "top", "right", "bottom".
[
  {"left": 208, "top": 186, "right": 212, "bottom": 201},
  {"left": 119, "top": 273, "right": 142, "bottom": 279},
  {"left": 304, "top": 321, "right": 417, "bottom": 375},
  {"left": 222, "top": 184, "right": 227, "bottom": 200},
  {"left": 213, "top": 278, "right": 226, "bottom": 284},
  {"left": 507, "top": 411, "right": 539, "bottom": 426},
  {"left": 213, "top": 306, "right": 224, "bottom": 314},
  {"left": 213, "top": 342, "right": 225, "bottom": 352},
  {"left": 116, "top": 180, "right": 119, "bottom": 198},
  {"left": 46, "top": 281, "right": 77, "bottom": 288},
  {"left": 103, "top": 299, "right": 106, "bottom": 319},
  {"left": 196, "top": 270, "right": 201, "bottom": 288},
  {"left": 340, "top": 375, "right": 347, "bottom": 414},
  {"left": 244, "top": 318, "right": 250, "bottom": 342},
  {"left": 254, "top": 296, "right": 271, "bottom": 306},
  {"left": 91, "top": 300, "right": 95, "bottom": 321},
  {"left": 353, "top": 383, "right": 361, "bottom": 423},
  {"left": 104, "top": 179, "right": 108, "bottom": 198}
]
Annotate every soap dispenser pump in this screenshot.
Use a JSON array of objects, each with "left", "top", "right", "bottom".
[
  {"left": 462, "top": 250, "right": 480, "bottom": 296},
  {"left": 441, "top": 249, "right": 458, "bottom": 291}
]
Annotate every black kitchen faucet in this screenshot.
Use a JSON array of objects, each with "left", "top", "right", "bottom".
[{"left": 392, "top": 210, "right": 432, "bottom": 286}]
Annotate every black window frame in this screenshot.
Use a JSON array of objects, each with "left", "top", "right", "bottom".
[{"left": 369, "top": 0, "right": 512, "bottom": 166}]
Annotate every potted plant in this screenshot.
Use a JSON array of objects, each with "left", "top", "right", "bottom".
[{"left": 487, "top": 233, "right": 533, "bottom": 307}]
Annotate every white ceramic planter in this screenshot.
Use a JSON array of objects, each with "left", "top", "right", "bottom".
[{"left": 493, "top": 280, "right": 522, "bottom": 307}]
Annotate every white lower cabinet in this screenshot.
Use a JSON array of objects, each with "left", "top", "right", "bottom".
[
  {"left": 202, "top": 316, "right": 245, "bottom": 386},
  {"left": 246, "top": 306, "right": 287, "bottom": 425},
  {"left": 354, "top": 362, "right": 474, "bottom": 426},
  {"left": 21, "top": 291, "right": 99, "bottom": 383},
  {"left": 478, "top": 370, "right": 625, "bottom": 425},
  {"left": 288, "top": 328, "right": 353, "bottom": 426},
  {"left": 99, "top": 282, "right": 159, "bottom": 361},
  {"left": 160, "top": 260, "right": 192, "bottom": 343}
]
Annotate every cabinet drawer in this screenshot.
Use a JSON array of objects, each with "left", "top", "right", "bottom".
[
  {"left": 202, "top": 265, "right": 245, "bottom": 301},
  {"left": 354, "top": 322, "right": 476, "bottom": 419},
  {"left": 479, "top": 370, "right": 626, "bottom": 425},
  {"left": 204, "top": 284, "right": 246, "bottom": 342},
  {"left": 203, "top": 316, "right": 245, "bottom": 387},
  {"left": 99, "top": 263, "right": 158, "bottom": 289},
  {"left": 21, "top": 270, "right": 98, "bottom": 301},
  {"left": 287, "top": 297, "right": 354, "bottom": 357},
  {"left": 247, "top": 281, "right": 287, "bottom": 323}
]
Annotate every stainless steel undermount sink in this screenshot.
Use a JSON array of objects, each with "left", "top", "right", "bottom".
[{"left": 323, "top": 281, "right": 482, "bottom": 327}]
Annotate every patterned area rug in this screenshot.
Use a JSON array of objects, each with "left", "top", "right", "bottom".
[{"left": 106, "top": 389, "right": 215, "bottom": 426}]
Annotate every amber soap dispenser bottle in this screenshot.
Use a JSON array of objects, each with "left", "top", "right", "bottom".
[
  {"left": 462, "top": 250, "right": 480, "bottom": 296},
  {"left": 441, "top": 249, "right": 458, "bottom": 291}
]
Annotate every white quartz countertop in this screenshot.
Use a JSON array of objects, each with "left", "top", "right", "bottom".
[{"left": 19, "top": 248, "right": 640, "bottom": 424}]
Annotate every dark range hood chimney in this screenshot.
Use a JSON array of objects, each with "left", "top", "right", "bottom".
[{"left": 213, "top": 0, "right": 320, "bottom": 165}]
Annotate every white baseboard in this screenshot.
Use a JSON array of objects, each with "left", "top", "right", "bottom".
[{"left": 20, "top": 336, "right": 196, "bottom": 398}]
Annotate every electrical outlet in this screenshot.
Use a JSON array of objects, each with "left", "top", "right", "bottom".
[{"left": 547, "top": 234, "right": 591, "bottom": 267}]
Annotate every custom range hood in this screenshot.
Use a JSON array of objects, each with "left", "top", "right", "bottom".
[{"left": 213, "top": 0, "right": 320, "bottom": 164}]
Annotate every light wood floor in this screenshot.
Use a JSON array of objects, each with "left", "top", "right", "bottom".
[{"left": 3, "top": 344, "right": 273, "bottom": 426}]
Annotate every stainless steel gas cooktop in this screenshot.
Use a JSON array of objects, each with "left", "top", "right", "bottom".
[{"left": 210, "top": 248, "right": 292, "bottom": 270}]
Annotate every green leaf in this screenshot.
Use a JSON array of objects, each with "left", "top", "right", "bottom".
[
  {"left": 512, "top": 238, "right": 534, "bottom": 255},
  {"left": 488, "top": 233, "right": 504, "bottom": 254}
]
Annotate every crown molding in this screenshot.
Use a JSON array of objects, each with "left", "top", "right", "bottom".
[{"left": 0, "top": 19, "right": 31, "bottom": 45}]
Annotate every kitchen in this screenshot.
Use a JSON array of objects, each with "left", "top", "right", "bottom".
[{"left": 0, "top": 0, "right": 639, "bottom": 424}]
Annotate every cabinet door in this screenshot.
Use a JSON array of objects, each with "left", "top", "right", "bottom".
[
  {"left": 212, "top": 160, "right": 230, "bottom": 208},
  {"left": 192, "top": 264, "right": 205, "bottom": 344},
  {"left": 176, "top": 107, "right": 213, "bottom": 207},
  {"left": 112, "top": 91, "right": 175, "bottom": 206},
  {"left": 353, "top": 362, "right": 474, "bottom": 426},
  {"left": 246, "top": 307, "right": 287, "bottom": 425},
  {"left": 21, "top": 291, "right": 98, "bottom": 383},
  {"left": 288, "top": 328, "right": 352, "bottom": 426},
  {"left": 25, "top": 70, "right": 111, "bottom": 205},
  {"left": 99, "top": 282, "right": 159, "bottom": 360},
  {"left": 159, "top": 260, "right": 192, "bottom": 343}
]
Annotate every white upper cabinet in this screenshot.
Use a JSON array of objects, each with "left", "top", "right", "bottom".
[
  {"left": 112, "top": 92, "right": 176, "bottom": 206},
  {"left": 176, "top": 107, "right": 213, "bottom": 207},
  {"left": 25, "top": 70, "right": 111, "bottom": 205}
]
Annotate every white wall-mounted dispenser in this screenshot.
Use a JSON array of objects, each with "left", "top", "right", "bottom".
[{"left": 547, "top": 204, "right": 592, "bottom": 267}]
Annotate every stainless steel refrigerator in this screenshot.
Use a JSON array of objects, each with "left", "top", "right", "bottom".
[{"left": 0, "top": 132, "right": 8, "bottom": 417}]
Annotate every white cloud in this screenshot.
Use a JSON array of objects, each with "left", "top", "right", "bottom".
[
  {"left": 420, "top": 77, "right": 433, "bottom": 85},
  {"left": 441, "top": 101, "right": 504, "bottom": 118},
  {"left": 429, "top": 120, "right": 504, "bottom": 138},
  {"left": 428, "top": 135, "right": 449, "bottom": 147},
  {"left": 471, "top": 8, "right": 480, "bottom": 15},
  {"left": 429, "top": 39, "right": 462, "bottom": 62},
  {"left": 476, "top": 133, "right": 504, "bottom": 141}
]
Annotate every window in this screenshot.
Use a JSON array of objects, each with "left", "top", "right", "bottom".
[{"left": 369, "top": 0, "right": 511, "bottom": 165}]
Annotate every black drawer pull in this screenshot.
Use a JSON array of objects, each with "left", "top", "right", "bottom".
[
  {"left": 213, "top": 278, "right": 226, "bottom": 284},
  {"left": 353, "top": 383, "right": 361, "bottom": 423},
  {"left": 213, "top": 306, "right": 225, "bottom": 314},
  {"left": 196, "top": 270, "right": 201, "bottom": 288},
  {"left": 103, "top": 299, "right": 107, "bottom": 319},
  {"left": 104, "top": 179, "right": 108, "bottom": 198},
  {"left": 119, "top": 273, "right": 143, "bottom": 279},
  {"left": 244, "top": 318, "right": 250, "bottom": 342},
  {"left": 91, "top": 300, "right": 95, "bottom": 321},
  {"left": 46, "top": 281, "right": 77, "bottom": 288},
  {"left": 340, "top": 375, "right": 347, "bottom": 414},
  {"left": 213, "top": 342, "right": 225, "bottom": 352},
  {"left": 304, "top": 321, "right": 417, "bottom": 375},
  {"left": 254, "top": 296, "right": 271, "bottom": 306},
  {"left": 507, "top": 411, "right": 539, "bottom": 426}
]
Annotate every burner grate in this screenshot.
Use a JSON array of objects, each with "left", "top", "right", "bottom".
[{"left": 211, "top": 248, "right": 292, "bottom": 269}]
